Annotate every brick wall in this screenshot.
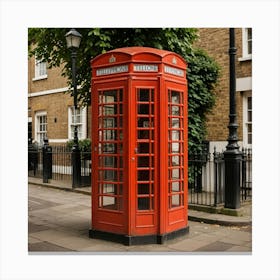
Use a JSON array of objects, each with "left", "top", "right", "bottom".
[
  {"left": 29, "top": 91, "right": 73, "bottom": 140},
  {"left": 196, "top": 28, "right": 252, "bottom": 142},
  {"left": 28, "top": 55, "right": 68, "bottom": 93}
]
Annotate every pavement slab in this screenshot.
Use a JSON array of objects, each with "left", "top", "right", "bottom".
[
  {"left": 28, "top": 183, "right": 252, "bottom": 253},
  {"left": 28, "top": 241, "right": 74, "bottom": 252},
  {"left": 194, "top": 241, "right": 235, "bottom": 252}
]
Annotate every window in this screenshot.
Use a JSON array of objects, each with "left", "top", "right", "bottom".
[
  {"left": 35, "top": 111, "right": 47, "bottom": 145},
  {"left": 68, "top": 106, "right": 87, "bottom": 140},
  {"left": 33, "top": 57, "right": 47, "bottom": 80},
  {"left": 28, "top": 120, "right": 32, "bottom": 141},
  {"left": 239, "top": 28, "right": 252, "bottom": 61},
  {"left": 243, "top": 93, "right": 252, "bottom": 147}
]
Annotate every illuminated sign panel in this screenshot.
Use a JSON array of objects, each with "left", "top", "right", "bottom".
[
  {"left": 134, "top": 64, "right": 158, "bottom": 72},
  {"left": 164, "top": 66, "right": 184, "bottom": 77},
  {"left": 96, "top": 65, "right": 128, "bottom": 76}
]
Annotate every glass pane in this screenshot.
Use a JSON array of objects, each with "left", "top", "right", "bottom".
[
  {"left": 248, "top": 41, "right": 252, "bottom": 54},
  {"left": 247, "top": 111, "right": 252, "bottom": 122},
  {"left": 138, "top": 130, "right": 150, "bottom": 139},
  {"left": 138, "top": 170, "right": 150, "bottom": 181},
  {"left": 138, "top": 184, "right": 150, "bottom": 194},
  {"left": 104, "top": 170, "right": 117, "bottom": 181},
  {"left": 119, "top": 118, "right": 123, "bottom": 128},
  {"left": 103, "top": 156, "right": 117, "bottom": 167},
  {"left": 102, "top": 196, "right": 117, "bottom": 210},
  {"left": 247, "top": 28, "right": 252, "bottom": 40},
  {"left": 247, "top": 123, "right": 252, "bottom": 133},
  {"left": 119, "top": 143, "right": 123, "bottom": 154},
  {"left": 104, "top": 91, "right": 117, "bottom": 103},
  {"left": 171, "top": 155, "right": 180, "bottom": 166},
  {"left": 171, "top": 130, "right": 180, "bottom": 140},
  {"left": 172, "top": 182, "right": 180, "bottom": 192},
  {"left": 171, "top": 195, "right": 180, "bottom": 207},
  {"left": 247, "top": 97, "right": 252, "bottom": 110},
  {"left": 171, "top": 143, "right": 180, "bottom": 153},
  {"left": 138, "top": 156, "right": 150, "bottom": 167},
  {"left": 103, "top": 183, "right": 115, "bottom": 194},
  {"left": 118, "top": 130, "right": 123, "bottom": 140},
  {"left": 119, "top": 157, "right": 123, "bottom": 168},
  {"left": 138, "top": 143, "right": 150, "bottom": 154},
  {"left": 119, "top": 184, "right": 123, "bottom": 195},
  {"left": 170, "top": 106, "right": 180, "bottom": 116},
  {"left": 171, "top": 118, "right": 180, "bottom": 128},
  {"left": 138, "top": 197, "right": 150, "bottom": 210},
  {"left": 171, "top": 92, "right": 180, "bottom": 104},
  {"left": 103, "top": 143, "right": 116, "bottom": 153},
  {"left": 104, "top": 130, "right": 116, "bottom": 141},
  {"left": 248, "top": 133, "right": 252, "bottom": 144},
  {"left": 138, "top": 89, "right": 150, "bottom": 101},
  {"left": 104, "top": 105, "right": 116, "bottom": 115},
  {"left": 103, "top": 118, "right": 116, "bottom": 128},
  {"left": 172, "top": 169, "right": 180, "bottom": 179},
  {"left": 138, "top": 104, "right": 149, "bottom": 115},
  {"left": 119, "top": 90, "right": 123, "bottom": 102},
  {"left": 138, "top": 117, "right": 152, "bottom": 128}
]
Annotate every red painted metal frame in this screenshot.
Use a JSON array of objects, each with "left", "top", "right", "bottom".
[{"left": 91, "top": 47, "right": 187, "bottom": 239}]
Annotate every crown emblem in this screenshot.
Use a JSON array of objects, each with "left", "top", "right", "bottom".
[
  {"left": 109, "top": 55, "right": 116, "bottom": 63},
  {"left": 172, "top": 57, "right": 177, "bottom": 64}
]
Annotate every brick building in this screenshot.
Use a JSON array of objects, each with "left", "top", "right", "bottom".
[
  {"left": 28, "top": 54, "right": 91, "bottom": 145},
  {"left": 196, "top": 28, "right": 252, "bottom": 152},
  {"left": 28, "top": 28, "right": 252, "bottom": 150}
]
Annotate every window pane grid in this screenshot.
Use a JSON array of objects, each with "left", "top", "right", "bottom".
[
  {"left": 246, "top": 96, "right": 252, "bottom": 145},
  {"left": 97, "top": 89, "right": 124, "bottom": 211},
  {"left": 168, "top": 90, "right": 185, "bottom": 209},
  {"left": 136, "top": 88, "right": 155, "bottom": 211}
]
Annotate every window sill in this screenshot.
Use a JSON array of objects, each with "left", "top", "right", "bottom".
[
  {"left": 32, "top": 75, "right": 48, "bottom": 81},
  {"left": 238, "top": 55, "right": 252, "bottom": 62}
]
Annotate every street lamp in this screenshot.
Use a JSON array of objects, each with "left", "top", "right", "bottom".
[
  {"left": 224, "top": 28, "right": 242, "bottom": 209},
  {"left": 65, "top": 28, "right": 82, "bottom": 188}
]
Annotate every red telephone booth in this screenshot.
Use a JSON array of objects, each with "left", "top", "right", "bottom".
[{"left": 89, "top": 47, "right": 188, "bottom": 245}]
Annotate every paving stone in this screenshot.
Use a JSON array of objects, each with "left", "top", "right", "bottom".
[
  {"left": 49, "top": 236, "right": 102, "bottom": 251},
  {"left": 28, "top": 184, "right": 252, "bottom": 253},
  {"left": 28, "top": 241, "right": 74, "bottom": 252},
  {"left": 226, "top": 245, "right": 252, "bottom": 252},
  {"left": 28, "top": 222, "right": 50, "bottom": 233},
  {"left": 167, "top": 238, "right": 210, "bottom": 252},
  {"left": 194, "top": 241, "right": 235, "bottom": 252},
  {"left": 28, "top": 236, "right": 43, "bottom": 244},
  {"left": 219, "top": 236, "right": 251, "bottom": 246}
]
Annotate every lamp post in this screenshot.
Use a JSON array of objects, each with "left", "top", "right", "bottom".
[
  {"left": 224, "top": 28, "right": 242, "bottom": 209},
  {"left": 65, "top": 28, "right": 82, "bottom": 188}
]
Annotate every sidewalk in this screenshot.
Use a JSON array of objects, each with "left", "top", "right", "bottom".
[{"left": 28, "top": 177, "right": 252, "bottom": 227}]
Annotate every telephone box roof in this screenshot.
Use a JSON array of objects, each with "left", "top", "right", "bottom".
[{"left": 106, "top": 46, "right": 174, "bottom": 57}]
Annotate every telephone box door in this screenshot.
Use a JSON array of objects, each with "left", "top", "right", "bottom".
[{"left": 130, "top": 81, "right": 159, "bottom": 236}]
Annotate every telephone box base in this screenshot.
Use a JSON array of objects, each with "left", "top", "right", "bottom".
[{"left": 89, "top": 226, "right": 189, "bottom": 246}]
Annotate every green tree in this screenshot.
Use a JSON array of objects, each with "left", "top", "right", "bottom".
[{"left": 28, "top": 28, "right": 219, "bottom": 153}]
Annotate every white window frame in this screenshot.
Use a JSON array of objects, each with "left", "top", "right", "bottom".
[
  {"left": 239, "top": 28, "right": 252, "bottom": 61},
  {"left": 34, "top": 111, "right": 47, "bottom": 146},
  {"left": 242, "top": 92, "right": 252, "bottom": 148},
  {"left": 68, "top": 106, "right": 87, "bottom": 140},
  {"left": 32, "top": 57, "right": 47, "bottom": 81}
]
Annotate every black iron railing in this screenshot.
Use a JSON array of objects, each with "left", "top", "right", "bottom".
[
  {"left": 188, "top": 148, "right": 252, "bottom": 207},
  {"left": 28, "top": 143, "right": 252, "bottom": 205},
  {"left": 28, "top": 142, "right": 91, "bottom": 187}
]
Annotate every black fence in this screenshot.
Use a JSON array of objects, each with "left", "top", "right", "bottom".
[
  {"left": 28, "top": 142, "right": 91, "bottom": 187},
  {"left": 28, "top": 142, "right": 252, "bottom": 206},
  {"left": 188, "top": 148, "right": 252, "bottom": 207}
]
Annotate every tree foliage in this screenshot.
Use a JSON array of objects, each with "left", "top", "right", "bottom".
[{"left": 28, "top": 28, "right": 219, "bottom": 153}]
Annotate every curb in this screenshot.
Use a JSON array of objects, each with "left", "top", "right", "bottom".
[{"left": 188, "top": 214, "right": 252, "bottom": 227}]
